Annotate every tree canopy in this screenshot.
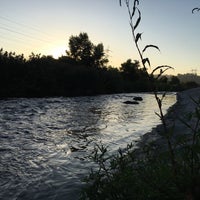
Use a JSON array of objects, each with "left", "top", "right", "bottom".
[
  {"left": 66, "top": 32, "right": 108, "bottom": 67},
  {"left": 0, "top": 31, "right": 191, "bottom": 98}
]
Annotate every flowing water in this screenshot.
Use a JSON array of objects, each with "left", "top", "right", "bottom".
[{"left": 0, "top": 93, "right": 176, "bottom": 200}]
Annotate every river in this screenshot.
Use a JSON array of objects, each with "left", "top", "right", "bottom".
[{"left": 0, "top": 93, "right": 176, "bottom": 200}]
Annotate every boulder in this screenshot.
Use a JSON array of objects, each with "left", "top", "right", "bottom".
[{"left": 133, "top": 96, "right": 143, "bottom": 101}]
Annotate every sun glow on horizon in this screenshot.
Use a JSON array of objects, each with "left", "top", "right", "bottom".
[{"left": 48, "top": 45, "right": 67, "bottom": 59}]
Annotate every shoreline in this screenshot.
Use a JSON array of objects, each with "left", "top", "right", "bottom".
[{"left": 137, "top": 87, "right": 200, "bottom": 150}]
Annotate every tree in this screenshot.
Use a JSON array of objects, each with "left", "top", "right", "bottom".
[
  {"left": 93, "top": 43, "right": 108, "bottom": 67},
  {"left": 159, "top": 76, "right": 168, "bottom": 84},
  {"left": 170, "top": 75, "right": 180, "bottom": 85},
  {"left": 66, "top": 32, "right": 108, "bottom": 67},
  {"left": 120, "top": 59, "right": 140, "bottom": 80},
  {"left": 66, "top": 32, "right": 93, "bottom": 64}
]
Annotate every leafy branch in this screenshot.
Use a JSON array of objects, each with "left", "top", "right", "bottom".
[
  {"left": 120, "top": 0, "right": 161, "bottom": 71},
  {"left": 120, "top": 0, "right": 177, "bottom": 180}
]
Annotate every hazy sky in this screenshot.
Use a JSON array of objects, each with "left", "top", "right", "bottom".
[{"left": 0, "top": 0, "right": 199, "bottom": 75}]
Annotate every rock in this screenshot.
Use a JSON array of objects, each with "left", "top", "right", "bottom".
[
  {"left": 133, "top": 96, "right": 143, "bottom": 101},
  {"left": 123, "top": 101, "right": 139, "bottom": 105}
]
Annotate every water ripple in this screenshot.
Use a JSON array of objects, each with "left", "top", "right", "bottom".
[{"left": 0, "top": 93, "right": 176, "bottom": 200}]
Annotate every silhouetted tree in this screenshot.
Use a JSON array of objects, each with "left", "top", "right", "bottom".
[
  {"left": 66, "top": 32, "right": 108, "bottom": 67},
  {"left": 66, "top": 32, "right": 93, "bottom": 64},
  {"left": 170, "top": 76, "right": 180, "bottom": 85},
  {"left": 93, "top": 43, "right": 108, "bottom": 67},
  {"left": 120, "top": 59, "right": 140, "bottom": 80},
  {"left": 159, "top": 76, "right": 168, "bottom": 84},
  {"left": 0, "top": 42, "right": 182, "bottom": 98}
]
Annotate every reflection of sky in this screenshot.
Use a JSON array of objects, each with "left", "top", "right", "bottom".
[
  {"left": 0, "top": 0, "right": 199, "bottom": 74},
  {"left": 30, "top": 93, "right": 176, "bottom": 152},
  {"left": 89, "top": 93, "right": 176, "bottom": 152},
  {"left": 0, "top": 94, "right": 177, "bottom": 199}
]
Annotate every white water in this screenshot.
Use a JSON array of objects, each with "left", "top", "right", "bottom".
[{"left": 0, "top": 93, "right": 176, "bottom": 200}]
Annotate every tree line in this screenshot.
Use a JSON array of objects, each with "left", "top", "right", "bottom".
[{"left": 0, "top": 33, "right": 195, "bottom": 98}]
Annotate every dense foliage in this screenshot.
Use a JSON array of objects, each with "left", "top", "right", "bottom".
[
  {"left": 0, "top": 33, "right": 196, "bottom": 98},
  {"left": 66, "top": 32, "right": 108, "bottom": 67},
  {"left": 0, "top": 48, "right": 146, "bottom": 98}
]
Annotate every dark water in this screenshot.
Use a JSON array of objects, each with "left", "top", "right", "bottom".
[{"left": 0, "top": 93, "right": 176, "bottom": 200}]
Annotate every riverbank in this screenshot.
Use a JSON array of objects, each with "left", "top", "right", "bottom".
[
  {"left": 138, "top": 87, "right": 200, "bottom": 151},
  {"left": 81, "top": 88, "right": 200, "bottom": 199}
]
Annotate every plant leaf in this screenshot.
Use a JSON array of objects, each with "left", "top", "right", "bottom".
[
  {"left": 132, "top": 0, "right": 140, "bottom": 17},
  {"left": 134, "top": 8, "right": 141, "bottom": 30},
  {"left": 151, "top": 65, "right": 173, "bottom": 76},
  {"left": 132, "top": 7, "right": 136, "bottom": 18},
  {"left": 161, "top": 92, "right": 166, "bottom": 101},
  {"left": 155, "top": 112, "right": 161, "bottom": 119},
  {"left": 192, "top": 7, "right": 200, "bottom": 13},
  {"left": 135, "top": 0, "right": 140, "bottom": 6},
  {"left": 142, "top": 58, "right": 151, "bottom": 67},
  {"left": 135, "top": 33, "right": 142, "bottom": 43},
  {"left": 142, "top": 45, "right": 160, "bottom": 53}
]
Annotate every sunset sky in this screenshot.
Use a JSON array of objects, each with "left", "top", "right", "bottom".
[{"left": 0, "top": 0, "right": 199, "bottom": 75}]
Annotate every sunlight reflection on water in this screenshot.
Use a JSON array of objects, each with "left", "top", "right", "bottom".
[{"left": 0, "top": 93, "right": 176, "bottom": 200}]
